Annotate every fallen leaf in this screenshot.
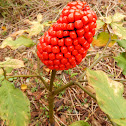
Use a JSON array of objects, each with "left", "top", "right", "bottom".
[
  {"left": 1, "top": 36, "right": 35, "bottom": 49},
  {"left": 112, "top": 12, "right": 125, "bottom": 22},
  {"left": 111, "top": 23, "right": 126, "bottom": 39},
  {"left": 21, "top": 84, "right": 28, "bottom": 90}
]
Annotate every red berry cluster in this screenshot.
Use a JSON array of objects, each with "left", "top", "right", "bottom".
[{"left": 37, "top": 1, "right": 97, "bottom": 70}]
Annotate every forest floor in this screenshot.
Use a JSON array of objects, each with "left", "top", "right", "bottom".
[{"left": 0, "top": 0, "right": 126, "bottom": 126}]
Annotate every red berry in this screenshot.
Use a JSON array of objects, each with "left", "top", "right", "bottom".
[
  {"left": 49, "top": 53, "right": 55, "bottom": 60},
  {"left": 84, "top": 32, "right": 93, "bottom": 39},
  {"left": 51, "top": 37, "right": 58, "bottom": 45},
  {"left": 62, "top": 16, "right": 68, "bottom": 23},
  {"left": 61, "top": 46, "right": 68, "bottom": 53},
  {"left": 78, "top": 36, "right": 86, "bottom": 45},
  {"left": 72, "top": 50, "right": 78, "bottom": 55},
  {"left": 52, "top": 46, "right": 60, "bottom": 53},
  {"left": 87, "top": 14, "right": 93, "bottom": 22},
  {"left": 75, "top": 44, "right": 81, "bottom": 50},
  {"left": 87, "top": 37, "right": 93, "bottom": 44},
  {"left": 76, "top": 29, "right": 85, "bottom": 36},
  {"left": 58, "top": 38, "right": 64, "bottom": 46},
  {"left": 61, "top": 58, "right": 68, "bottom": 64},
  {"left": 64, "top": 52, "right": 71, "bottom": 58},
  {"left": 62, "top": 9, "right": 69, "bottom": 16},
  {"left": 45, "top": 35, "right": 51, "bottom": 44},
  {"left": 39, "top": 36, "right": 44, "bottom": 44},
  {"left": 89, "top": 22, "right": 95, "bottom": 29},
  {"left": 57, "top": 30, "right": 63, "bottom": 38},
  {"left": 82, "top": 16, "right": 89, "bottom": 25},
  {"left": 46, "top": 45, "right": 52, "bottom": 52},
  {"left": 63, "top": 31, "right": 69, "bottom": 37},
  {"left": 62, "top": 23, "right": 67, "bottom": 30},
  {"left": 70, "top": 31, "right": 77, "bottom": 39},
  {"left": 68, "top": 45, "right": 74, "bottom": 52},
  {"left": 74, "top": 20, "right": 83, "bottom": 29},
  {"left": 68, "top": 13, "right": 74, "bottom": 22},
  {"left": 69, "top": 56, "right": 75, "bottom": 63},
  {"left": 84, "top": 25, "right": 89, "bottom": 32},
  {"left": 54, "top": 59, "right": 60, "bottom": 65},
  {"left": 59, "top": 64, "right": 65, "bottom": 70},
  {"left": 74, "top": 12, "right": 82, "bottom": 20},
  {"left": 56, "top": 53, "right": 63, "bottom": 59},
  {"left": 78, "top": 47, "right": 85, "bottom": 53},
  {"left": 73, "top": 39, "right": 78, "bottom": 45},
  {"left": 67, "top": 23, "right": 74, "bottom": 30},
  {"left": 37, "top": 43, "right": 43, "bottom": 53},
  {"left": 42, "top": 52, "right": 49, "bottom": 60},
  {"left": 65, "top": 37, "right": 73, "bottom": 46},
  {"left": 75, "top": 54, "right": 82, "bottom": 62}
]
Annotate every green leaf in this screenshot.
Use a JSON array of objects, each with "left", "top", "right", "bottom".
[
  {"left": 0, "top": 58, "right": 24, "bottom": 69},
  {"left": 1, "top": 36, "right": 35, "bottom": 49},
  {"left": 114, "top": 52, "right": 126, "bottom": 75},
  {"left": 96, "top": 20, "right": 105, "bottom": 30},
  {"left": 111, "top": 23, "right": 126, "bottom": 39},
  {"left": 86, "top": 69, "right": 126, "bottom": 126},
  {"left": 0, "top": 80, "right": 30, "bottom": 126},
  {"left": 69, "top": 120, "right": 90, "bottom": 126},
  {"left": 112, "top": 13, "right": 125, "bottom": 22},
  {"left": 92, "top": 32, "right": 117, "bottom": 47},
  {"left": 116, "top": 39, "right": 126, "bottom": 49}
]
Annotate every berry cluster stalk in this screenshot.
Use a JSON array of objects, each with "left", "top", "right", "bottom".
[{"left": 48, "top": 70, "right": 57, "bottom": 126}]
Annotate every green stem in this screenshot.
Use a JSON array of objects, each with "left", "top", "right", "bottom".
[
  {"left": 49, "top": 70, "right": 57, "bottom": 92},
  {"left": 52, "top": 81, "right": 74, "bottom": 96},
  {"left": 48, "top": 70, "right": 57, "bottom": 126},
  {"left": 74, "top": 81, "right": 96, "bottom": 100},
  {"left": 48, "top": 93, "right": 55, "bottom": 126},
  {"left": 78, "top": 35, "right": 112, "bottom": 80}
]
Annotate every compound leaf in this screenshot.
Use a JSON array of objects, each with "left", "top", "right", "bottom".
[
  {"left": 86, "top": 69, "right": 126, "bottom": 126},
  {"left": 0, "top": 80, "right": 30, "bottom": 126}
]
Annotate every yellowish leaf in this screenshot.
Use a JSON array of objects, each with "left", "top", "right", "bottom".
[
  {"left": 96, "top": 20, "right": 105, "bottom": 30},
  {"left": 10, "top": 30, "right": 28, "bottom": 37},
  {"left": 112, "top": 13, "right": 125, "bottom": 22},
  {"left": 92, "top": 32, "right": 117, "bottom": 47}
]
